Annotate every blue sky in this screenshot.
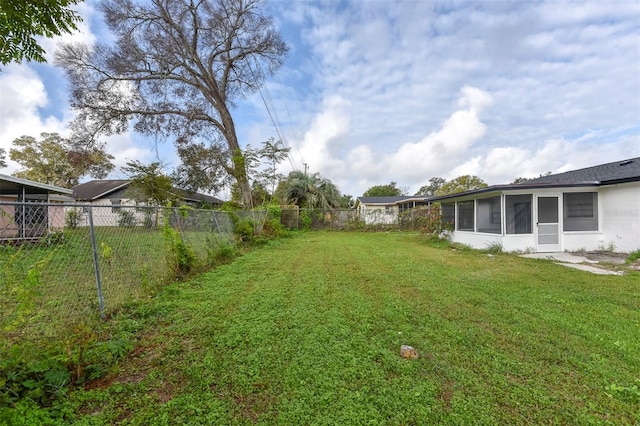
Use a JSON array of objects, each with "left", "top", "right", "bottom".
[{"left": 1, "top": 0, "right": 639, "bottom": 198}]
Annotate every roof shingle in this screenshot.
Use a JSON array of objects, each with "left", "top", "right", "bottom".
[{"left": 524, "top": 157, "right": 640, "bottom": 185}]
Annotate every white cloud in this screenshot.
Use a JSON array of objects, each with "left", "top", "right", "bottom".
[
  {"left": 39, "top": 1, "right": 99, "bottom": 62},
  {"left": 272, "top": 0, "right": 639, "bottom": 196},
  {"left": 295, "top": 95, "right": 351, "bottom": 175},
  {"left": 103, "top": 134, "right": 160, "bottom": 176},
  {"left": 0, "top": 65, "right": 70, "bottom": 173}
]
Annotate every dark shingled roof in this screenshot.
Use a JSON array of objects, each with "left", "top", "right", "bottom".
[
  {"left": 72, "top": 180, "right": 223, "bottom": 205},
  {"left": 523, "top": 157, "right": 640, "bottom": 185},
  {"left": 171, "top": 188, "right": 223, "bottom": 205},
  {"left": 73, "top": 180, "right": 130, "bottom": 201}
]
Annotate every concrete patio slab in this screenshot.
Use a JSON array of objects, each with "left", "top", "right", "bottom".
[
  {"left": 520, "top": 252, "right": 623, "bottom": 275},
  {"left": 520, "top": 252, "right": 598, "bottom": 263},
  {"left": 553, "top": 262, "right": 622, "bottom": 275}
]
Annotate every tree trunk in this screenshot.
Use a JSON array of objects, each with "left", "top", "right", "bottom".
[{"left": 219, "top": 105, "right": 252, "bottom": 208}]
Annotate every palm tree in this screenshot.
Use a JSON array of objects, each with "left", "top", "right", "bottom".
[{"left": 282, "top": 171, "right": 341, "bottom": 211}]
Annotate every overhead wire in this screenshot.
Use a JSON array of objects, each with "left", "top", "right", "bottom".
[
  {"left": 249, "top": 0, "right": 303, "bottom": 172},
  {"left": 238, "top": 40, "right": 298, "bottom": 173},
  {"left": 275, "top": 71, "right": 305, "bottom": 169}
]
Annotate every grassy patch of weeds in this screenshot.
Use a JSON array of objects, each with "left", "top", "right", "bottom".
[
  {"left": 626, "top": 249, "right": 640, "bottom": 264},
  {"left": 484, "top": 241, "right": 504, "bottom": 254}
]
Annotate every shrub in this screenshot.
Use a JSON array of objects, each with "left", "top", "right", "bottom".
[
  {"left": 230, "top": 213, "right": 257, "bottom": 243},
  {"left": 205, "top": 236, "right": 238, "bottom": 266},
  {"left": 0, "top": 328, "right": 132, "bottom": 418},
  {"left": 141, "top": 209, "right": 156, "bottom": 230},
  {"left": 117, "top": 210, "right": 136, "bottom": 228},
  {"left": 485, "top": 241, "right": 504, "bottom": 254},
  {"left": 163, "top": 220, "right": 197, "bottom": 279},
  {"left": 408, "top": 204, "right": 452, "bottom": 235},
  {"left": 300, "top": 210, "right": 312, "bottom": 230},
  {"left": 65, "top": 209, "right": 81, "bottom": 228},
  {"left": 261, "top": 205, "right": 287, "bottom": 238},
  {"left": 626, "top": 249, "right": 640, "bottom": 264}
]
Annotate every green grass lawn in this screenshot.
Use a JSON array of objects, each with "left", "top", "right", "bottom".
[{"left": 58, "top": 232, "right": 640, "bottom": 424}]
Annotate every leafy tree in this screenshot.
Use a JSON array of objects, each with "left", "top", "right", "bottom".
[
  {"left": 512, "top": 171, "right": 552, "bottom": 184},
  {"left": 339, "top": 194, "right": 354, "bottom": 209},
  {"left": 171, "top": 138, "right": 229, "bottom": 195},
  {"left": 0, "top": 147, "right": 6, "bottom": 168},
  {"left": 363, "top": 182, "right": 405, "bottom": 197},
  {"left": 281, "top": 170, "right": 341, "bottom": 211},
  {"left": 436, "top": 175, "right": 487, "bottom": 196},
  {"left": 9, "top": 132, "right": 114, "bottom": 187},
  {"left": 121, "top": 160, "right": 175, "bottom": 206},
  {"left": 0, "top": 0, "right": 83, "bottom": 65},
  {"left": 172, "top": 137, "right": 288, "bottom": 205},
  {"left": 249, "top": 181, "right": 269, "bottom": 207},
  {"left": 55, "top": 0, "right": 288, "bottom": 207},
  {"left": 415, "top": 177, "right": 446, "bottom": 196},
  {"left": 249, "top": 138, "right": 290, "bottom": 197}
]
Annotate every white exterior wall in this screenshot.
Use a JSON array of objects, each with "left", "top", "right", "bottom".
[
  {"left": 599, "top": 182, "right": 640, "bottom": 253},
  {"left": 562, "top": 232, "right": 604, "bottom": 252},
  {"left": 446, "top": 184, "right": 640, "bottom": 253},
  {"left": 448, "top": 231, "right": 503, "bottom": 250},
  {"left": 359, "top": 205, "right": 398, "bottom": 225},
  {"left": 65, "top": 199, "right": 146, "bottom": 227},
  {"left": 501, "top": 234, "right": 536, "bottom": 252}
]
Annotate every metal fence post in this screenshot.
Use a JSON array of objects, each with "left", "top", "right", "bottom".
[
  {"left": 212, "top": 210, "right": 221, "bottom": 233},
  {"left": 87, "top": 206, "right": 106, "bottom": 320}
]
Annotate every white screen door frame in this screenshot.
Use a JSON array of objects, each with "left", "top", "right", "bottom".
[{"left": 536, "top": 195, "right": 561, "bottom": 252}]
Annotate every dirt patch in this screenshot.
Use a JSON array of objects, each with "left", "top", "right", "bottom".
[
  {"left": 438, "top": 379, "right": 455, "bottom": 412},
  {"left": 579, "top": 252, "right": 628, "bottom": 265},
  {"left": 572, "top": 251, "right": 640, "bottom": 273}
]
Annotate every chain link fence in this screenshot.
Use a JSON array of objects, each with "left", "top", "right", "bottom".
[
  {"left": 279, "top": 207, "right": 433, "bottom": 231},
  {"left": 0, "top": 202, "right": 241, "bottom": 352}
]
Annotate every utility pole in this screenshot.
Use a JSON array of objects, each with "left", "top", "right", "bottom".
[{"left": 303, "top": 162, "right": 308, "bottom": 175}]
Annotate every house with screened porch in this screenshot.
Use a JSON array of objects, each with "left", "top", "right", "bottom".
[{"left": 427, "top": 157, "right": 640, "bottom": 253}]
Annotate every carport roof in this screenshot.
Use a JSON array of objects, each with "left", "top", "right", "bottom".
[{"left": 0, "top": 174, "right": 73, "bottom": 195}]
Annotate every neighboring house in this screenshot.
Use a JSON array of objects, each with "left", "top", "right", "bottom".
[
  {"left": 354, "top": 196, "right": 429, "bottom": 224},
  {"left": 0, "top": 174, "right": 73, "bottom": 241},
  {"left": 427, "top": 157, "right": 640, "bottom": 253},
  {"left": 70, "top": 180, "right": 223, "bottom": 227}
]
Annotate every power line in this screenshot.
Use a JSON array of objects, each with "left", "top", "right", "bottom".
[
  {"left": 233, "top": 34, "right": 298, "bottom": 173},
  {"left": 249, "top": 54, "right": 298, "bottom": 173},
  {"left": 275, "top": 71, "right": 305, "bottom": 169}
]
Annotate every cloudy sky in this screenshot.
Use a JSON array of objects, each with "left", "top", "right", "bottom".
[{"left": 1, "top": 0, "right": 639, "bottom": 197}]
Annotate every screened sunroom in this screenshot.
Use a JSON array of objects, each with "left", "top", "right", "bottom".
[
  {"left": 432, "top": 188, "right": 605, "bottom": 253},
  {"left": 426, "top": 157, "right": 639, "bottom": 253}
]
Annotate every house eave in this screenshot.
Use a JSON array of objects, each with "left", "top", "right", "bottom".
[
  {"left": 86, "top": 182, "right": 131, "bottom": 201},
  {"left": 0, "top": 173, "right": 73, "bottom": 195},
  {"left": 426, "top": 181, "right": 606, "bottom": 203}
]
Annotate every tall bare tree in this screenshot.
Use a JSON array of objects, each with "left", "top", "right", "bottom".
[{"left": 55, "top": 0, "right": 287, "bottom": 206}]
